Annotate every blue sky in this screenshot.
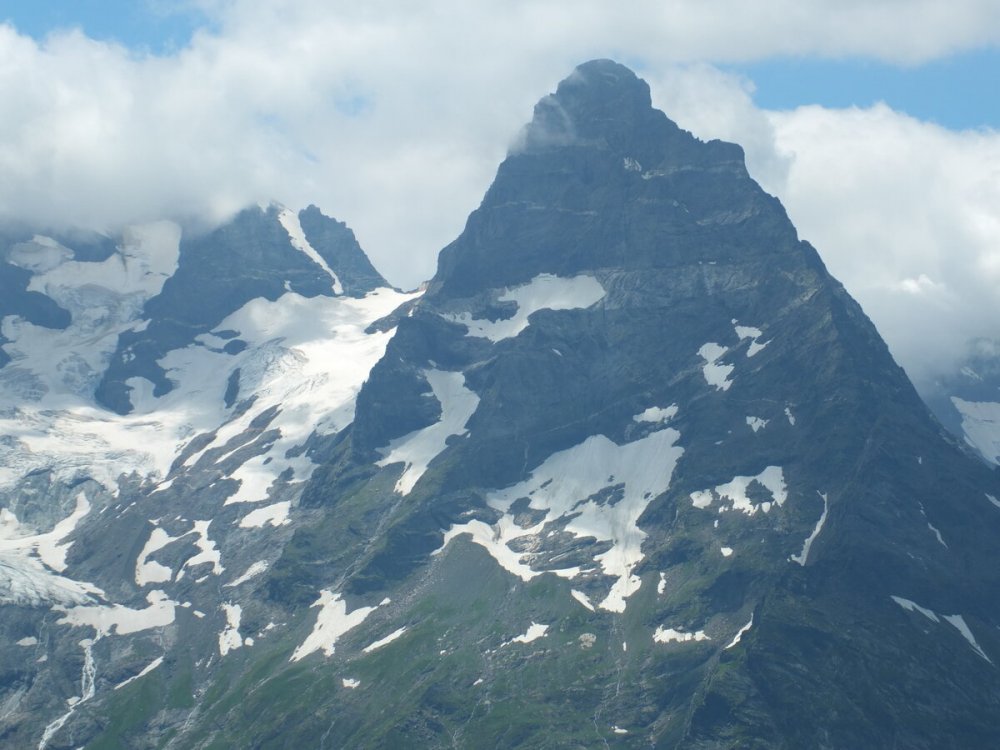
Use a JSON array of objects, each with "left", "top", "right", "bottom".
[
  {"left": 728, "top": 49, "right": 1000, "bottom": 130},
  {"left": 0, "top": 0, "right": 211, "bottom": 54}
]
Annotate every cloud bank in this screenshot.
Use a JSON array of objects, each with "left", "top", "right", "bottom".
[{"left": 1, "top": 0, "right": 999, "bottom": 390}]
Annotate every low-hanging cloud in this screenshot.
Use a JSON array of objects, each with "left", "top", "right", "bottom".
[{"left": 1, "top": 0, "right": 999, "bottom": 390}]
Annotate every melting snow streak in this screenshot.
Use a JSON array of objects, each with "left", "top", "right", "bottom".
[
  {"left": 790, "top": 492, "right": 828, "bottom": 566},
  {"left": 377, "top": 370, "right": 480, "bottom": 495}
]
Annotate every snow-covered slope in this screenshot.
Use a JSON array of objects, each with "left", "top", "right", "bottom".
[{"left": 0, "top": 204, "right": 417, "bottom": 748}]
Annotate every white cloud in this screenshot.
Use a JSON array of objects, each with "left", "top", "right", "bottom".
[
  {"left": 1, "top": 1, "right": 999, "bottom": 388},
  {"left": 765, "top": 104, "right": 1000, "bottom": 390}
]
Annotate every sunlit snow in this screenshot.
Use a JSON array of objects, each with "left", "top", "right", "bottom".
[
  {"left": 725, "top": 615, "right": 754, "bottom": 649},
  {"left": 362, "top": 626, "right": 408, "bottom": 654},
  {"left": 277, "top": 207, "right": 343, "bottom": 295},
  {"left": 790, "top": 492, "right": 828, "bottom": 565},
  {"left": 291, "top": 591, "right": 388, "bottom": 662},
  {"left": 1, "top": 274, "right": 414, "bottom": 503},
  {"left": 218, "top": 603, "right": 243, "bottom": 656},
  {"left": 571, "top": 589, "right": 596, "bottom": 611},
  {"left": 690, "top": 466, "right": 788, "bottom": 516},
  {"left": 437, "top": 427, "right": 684, "bottom": 612},
  {"left": 653, "top": 627, "right": 709, "bottom": 644},
  {"left": 0, "top": 494, "right": 102, "bottom": 606},
  {"left": 134, "top": 526, "right": 179, "bottom": 586},
  {"left": 443, "top": 273, "right": 605, "bottom": 342},
  {"left": 113, "top": 656, "right": 164, "bottom": 691},
  {"left": 698, "top": 343, "right": 733, "bottom": 391},
  {"left": 225, "top": 560, "right": 269, "bottom": 588},
  {"left": 891, "top": 595, "right": 992, "bottom": 663},
  {"left": 503, "top": 622, "right": 549, "bottom": 646},
  {"left": 733, "top": 321, "right": 768, "bottom": 357},
  {"left": 57, "top": 590, "right": 178, "bottom": 637},
  {"left": 238, "top": 501, "right": 291, "bottom": 528},
  {"left": 376, "top": 369, "right": 480, "bottom": 495},
  {"left": 951, "top": 398, "right": 1000, "bottom": 465},
  {"left": 633, "top": 405, "right": 678, "bottom": 424}
]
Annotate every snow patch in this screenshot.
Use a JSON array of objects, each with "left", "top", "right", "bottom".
[
  {"left": 654, "top": 627, "right": 709, "bottom": 644},
  {"left": 943, "top": 614, "right": 992, "bottom": 663},
  {"left": 891, "top": 596, "right": 992, "bottom": 663},
  {"left": 926, "top": 522, "right": 947, "bottom": 548},
  {"left": 291, "top": 591, "right": 386, "bottom": 662},
  {"left": 181, "top": 521, "right": 223, "bottom": 577},
  {"left": 443, "top": 273, "right": 605, "bottom": 342},
  {"left": 377, "top": 369, "right": 480, "bottom": 495},
  {"left": 219, "top": 603, "right": 243, "bottom": 656},
  {"left": 690, "top": 466, "right": 788, "bottom": 516},
  {"left": 746, "top": 416, "right": 768, "bottom": 433},
  {"left": 726, "top": 615, "right": 754, "bottom": 649},
  {"left": 951, "top": 398, "right": 1000, "bottom": 465},
  {"left": 698, "top": 343, "right": 733, "bottom": 391},
  {"left": 225, "top": 560, "right": 269, "bottom": 588},
  {"left": 891, "top": 595, "right": 940, "bottom": 623},
  {"left": 113, "top": 656, "right": 164, "bottom": 690},
  {"left": 503, "top": 622, "right": 549, "bottom": 646},
  {"left": 785, "top": 407, "right": 796, "bottom": 425},
  {"left": 733, "top": 321, "right": 768, "bottom": 357},
  {"left": 571, "top": 589, "right": 595, "bottom": 611},
  {"left": 342, "top": 677, "right": 360, "bottom": 689},
  {"left": 238, "top": 502, "right": 291, "bottom": 528},
  {"left": 720, "top": 547, "right": 734, "bottom": 558},
  {"left": 135, "top": 525, "right": 179, "bottom": 586},
  {"left": 633, "top": 405, "right": 677, "bottom": 424},
  {"left": 277, "top": 208, "right": 343, "bottom": 294},
  {"left": 363, "top": 626, "right": 408, "bottom": 654},
  {"left": 57, "top": 590, "right": 177, "bottom": 637},
  {"left": 790, "top": 492, "right": 828, "bottom": 566}
]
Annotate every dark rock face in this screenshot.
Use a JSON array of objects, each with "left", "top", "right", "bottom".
[{"left": 297, "top": 204, "right": 390, "bottom": 296}]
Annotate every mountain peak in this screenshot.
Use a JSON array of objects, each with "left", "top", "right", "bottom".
[
  {"left": 516, "top": 59, "right": 657, "bottom": 154},
  {"left": 432, "top": 62, "right": 756, "bottom": 299}
]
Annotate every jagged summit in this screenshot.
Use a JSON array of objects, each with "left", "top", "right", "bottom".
[
  {"left": 517, "top": 59, "right": 655, "bottom": 151},
  {"left": 432, "top": 60, "right": 786, "bottom": 301}
]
